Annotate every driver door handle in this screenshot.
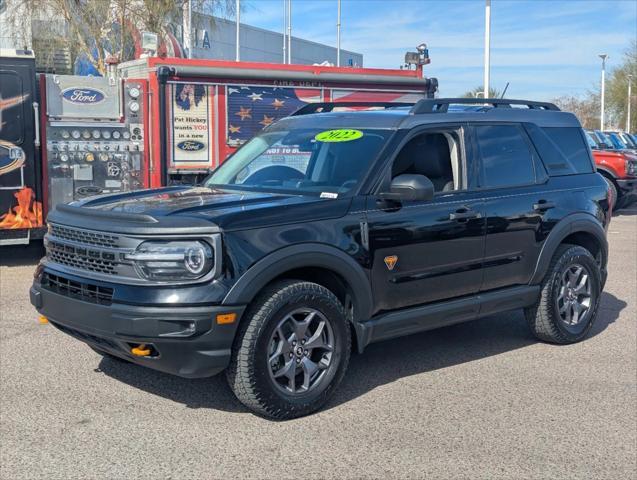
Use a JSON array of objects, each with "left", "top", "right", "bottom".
[
  {"left": 449, "top": 208, "right": 479, "bottom": 221},
  {"left": 533, "top": 200, "right": 556, "bottom": 212}
]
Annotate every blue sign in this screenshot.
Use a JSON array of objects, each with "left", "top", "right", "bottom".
[
  {"left": 61, "top": 88, "right": 106, "bottom": 105},
  {"left": 177, "top": 140, "right": 206, "bottom": 152}
]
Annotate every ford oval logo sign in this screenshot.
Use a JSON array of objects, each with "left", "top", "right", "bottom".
[
  {"left": 61, "top": 88, "right": 106, "bottom": 105},
  {"left": 177, "top": 140, "right": 205, "bottom": 151}
]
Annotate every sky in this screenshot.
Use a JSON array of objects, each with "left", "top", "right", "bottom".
[{"left": 237, "top": 0, "right": 637, "bottom": 101}]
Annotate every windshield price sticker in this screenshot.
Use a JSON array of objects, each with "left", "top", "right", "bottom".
[
  {"left": 315, "top": 129, "right": 363, "bottom": 143},
  {"left": 320, "top": 192, "right": 339, "bottom": 199}
]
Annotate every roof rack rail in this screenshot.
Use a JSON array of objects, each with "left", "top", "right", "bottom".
[
  {"left": 291, "top": 101, "right": 416, "bottom": 116},
  {"left": 409, "top": 98, "right": 560, "bottom": 114}
]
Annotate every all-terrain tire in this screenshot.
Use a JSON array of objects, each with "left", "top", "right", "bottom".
[
  {"left": 226, "top": 280, "right": 351, "bottom": 419},
  {"left": 525, "top": 244, "right": 602, "bottom": 344}
]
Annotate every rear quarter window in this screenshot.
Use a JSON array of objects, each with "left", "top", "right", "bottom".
[{"left": 525, "top": 125, "right": 594, "bottom": 175}]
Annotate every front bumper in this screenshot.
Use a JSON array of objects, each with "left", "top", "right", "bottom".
[{"left": 30, "top": 276, "right": 245, "bottom": 379}]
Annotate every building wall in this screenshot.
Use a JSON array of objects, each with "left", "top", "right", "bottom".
[
  {"left": 188, "top": 15, "right": 363, "bottom": 67},
  {"left": 1, "top": 5, "right": 363, "bottom": 70}
]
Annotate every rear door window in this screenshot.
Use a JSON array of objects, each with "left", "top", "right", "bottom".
[{"left": 474, "top": 125, "right": 536, "bottom": 188}]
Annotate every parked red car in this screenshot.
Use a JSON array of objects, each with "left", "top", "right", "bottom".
[{"left": 591, "top": 149, "right": 637, "bottom": 209}]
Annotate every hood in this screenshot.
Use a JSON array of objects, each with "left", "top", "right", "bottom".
[
  {"left": 74, "top": 185, "right": 351, "bottom": 231},
  {"left": 592, "top": 149, "right": 632, "bottom": 159}
]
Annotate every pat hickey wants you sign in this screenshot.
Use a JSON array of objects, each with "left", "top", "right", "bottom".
[{"left": 169, "top": 83, "right": 212, "bottom": 167}]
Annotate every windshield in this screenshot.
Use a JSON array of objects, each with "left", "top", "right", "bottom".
[
  {"left": 620, "top": 133, "right": 636, "bottom": 148},
  {"left": 206, "top": 127, "right": 392, "bottom": 196},
  {"left": 606, "top": 132, "right": 627, "bottom": 149},
  {"left": 594, "top": 130, "right": 614, "bottom": 148}
]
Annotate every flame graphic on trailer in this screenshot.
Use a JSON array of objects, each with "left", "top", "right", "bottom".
[
  {"left": 0, "top": 186, "right": 42, "bottom": 229},
  {"left": 0, "top": 49, "right": 44, "bottom": 236}
]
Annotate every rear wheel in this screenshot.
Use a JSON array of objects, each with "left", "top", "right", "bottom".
[
  {"left": 526, "top": 244, "right": 601, "bottom": 344},
  {"left": 226, "top": 280, "right": 351, "bottom": 419}
]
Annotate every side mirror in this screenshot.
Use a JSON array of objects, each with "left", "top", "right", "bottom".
[{"left": 381, "top": 174, "right": 434, "bottom": 202}]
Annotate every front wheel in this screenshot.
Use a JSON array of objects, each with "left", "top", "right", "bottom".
[
  {"left": 526, "top": 244, "right": 601, "bottom": 344},
  {"left": 226, "top": 280, "right": 351, "bottom": 419}
]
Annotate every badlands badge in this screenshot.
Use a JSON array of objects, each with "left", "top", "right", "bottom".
[{"left": 384, "top": 255, "right": 398, "bottom": 271}]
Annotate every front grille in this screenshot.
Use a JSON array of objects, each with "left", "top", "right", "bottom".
[
  {"left": 49, "top": 320, "right": 120, "bottom": 351},
  {"left": 46, "top": 241, "right": 118, "bottom": 275},
  {"left": 49, "top": 224, "right": 119, "bottom": 247},
  {"left": 41, "top": 272, "right": 114, "bottom": 305},
  {"left": 44, "top": 222, "right": 219, "bottom": 284}
]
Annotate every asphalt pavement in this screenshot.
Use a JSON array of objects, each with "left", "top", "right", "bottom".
[{"left": 1, "top": 207, "right": 636, "bottom": 479}]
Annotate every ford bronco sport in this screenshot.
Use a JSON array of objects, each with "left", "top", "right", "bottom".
[{"left": 31, "top": 98, "right": 611, "bottom": 419}]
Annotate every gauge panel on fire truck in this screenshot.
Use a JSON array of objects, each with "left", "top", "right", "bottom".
[{"left": 43, "top": 76, "right": 147, "bottom": 212}]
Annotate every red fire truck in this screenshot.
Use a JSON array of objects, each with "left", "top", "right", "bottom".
[
  {"left": 1, "top": 53, "right": 437, "bottom": 244},
  {"left": 117, "top": 57, "right": 438, "bottom": 185}
]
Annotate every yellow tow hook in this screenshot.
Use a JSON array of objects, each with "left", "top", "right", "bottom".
[
  {"left": 131, "top": 344, "right": 151, "bottom": 357},
  {"left": 38, "top": 315, "right": 49, "bottom": 325}
]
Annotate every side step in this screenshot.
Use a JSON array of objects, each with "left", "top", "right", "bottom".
[{"left": 356, "top": 285, "right": 539, "bottom": 351}]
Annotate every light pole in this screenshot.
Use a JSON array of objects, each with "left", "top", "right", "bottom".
[
  {"left": 336, "top": 0, "right": 341, "bottom": 67},
  {"left": 287, "top": 0, "right": 292, "bottom": 64},
  {"left": 483, "top": 0, "right": 491, "bottom": 99},
  {"left": 183, "top": 0, "right": 192, "bottom": 59},
  {"left": 627, "top": 74, "right": 633, "bottom": 133},
  {"left": 235, "top": 0, "right": 240, "bottom": 61},
  {"left": 599, "top": 54, "right": 608, "bottom": 130},
  {"left": 282, "top": 0, "right": 287, "bottom": 63}
]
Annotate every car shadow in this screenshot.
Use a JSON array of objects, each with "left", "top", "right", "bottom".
[
  {"left": 614, "top": 208, "right": 637, "bottom": 217},
  {"left": 0, "top": 241, "right": 44, "bottom": 267},
  {"left": 613, "top": 200, "right": 637, "bottom": 216},
  {"left": 96, "top": 291, "right": 626, "bottom": 417}
]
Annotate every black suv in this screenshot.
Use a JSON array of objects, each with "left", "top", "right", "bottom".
[{"left": 31, "top": 98, "right": 611, "bottom": 419}]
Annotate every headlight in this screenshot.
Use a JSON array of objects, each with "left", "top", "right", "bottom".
[
  {"left": 125, "top": 240, "right": 214, "bottom": 281},
  {"left": 626, "top": 160, "right": 637, "bottom": 176}
]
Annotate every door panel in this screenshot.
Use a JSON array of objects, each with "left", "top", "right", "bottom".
[
  {"left": 481, "top": 182, "right": 573, "bottom": 291},
  {"left": 481, "top": 185, "right": 543, "bottom": 290},
  {"left": 471, "top": 123, "right": 557, "bottom": 291},
  {"left": 367, "top": 192, "right": 486, "bottom": 313}
]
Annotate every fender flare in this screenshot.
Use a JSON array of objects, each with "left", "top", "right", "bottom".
[
  {"left": 222, "top": 243, "right": 374, "bottom": 321},
  {"left": 529, "top": 213, "right": 608, "bottom": 285},
  {"left": 595, "top": 165, "right": 618, "bottom": 179}
]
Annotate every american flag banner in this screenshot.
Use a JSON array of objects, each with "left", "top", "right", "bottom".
[
  {"left": 226, "top": 85, "right": 322, "bottom": 144},
  {"left": 330, "top": 89, "right": 424, "bottom": 108}
]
